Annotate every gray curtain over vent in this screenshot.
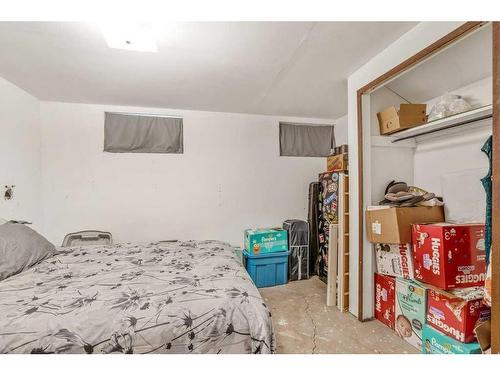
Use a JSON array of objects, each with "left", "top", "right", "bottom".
[
  {"left": 279, "top": 122, "right": 335, "bottom": 157},
  {"left": 104, "top": 113, "right": 183, "bottom": 154}
]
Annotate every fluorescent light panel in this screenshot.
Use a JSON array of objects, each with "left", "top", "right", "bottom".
[{"left": 100, "top": 22, "right": 158, "bottom": 52}]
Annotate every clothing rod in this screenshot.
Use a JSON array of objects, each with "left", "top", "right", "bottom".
[
  {"left": 105, "top": 111, "right": 183, "bottom": 119},
  {"left": 391, "top": 114, "right": 493, "bottom": 143}
]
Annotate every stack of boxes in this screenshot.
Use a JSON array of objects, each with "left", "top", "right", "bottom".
[
  {"left": 243, "top": 228, "right": 289, "bottom": 288},
  {"left": 414, "top": 223, "right": 489, "bottom": 354},
  {"left": 367, "top": 206, "right": 489, "bottom": 354}
]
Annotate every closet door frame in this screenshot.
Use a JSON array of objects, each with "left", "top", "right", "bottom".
[
  {"left": 491, "top": 21, "right": 499, "bottom": 354},
  {"left": 354, "top": 22, "right": 499, "bottom": 343}
]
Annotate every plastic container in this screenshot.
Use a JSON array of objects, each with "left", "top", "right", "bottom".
[
  {"left": 244, "top": 251, "right": 289, "bottom": 288},
  {"left": 61, "top": 230, "right": 113, "bottom": 247}
]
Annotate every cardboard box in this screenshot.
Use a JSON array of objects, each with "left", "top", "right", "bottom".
[
  {"left": 326, "top": 153, "right": 348, "bottom": 172},
  {"left": 422, "top": 325, "right": 481, "bottom": 354},
  {"left": 244, "top": 228, "right": 288, "bottom": 255},
  {"left": 426, "top": 287, "right": 490, "bottom": 343},
  {"left": 474, "top": 319, "right": 491, "bottom": 353},
  {"left": 484, "top": 258, "right": 492, "bottom": 307},
  {"left": 365, "top": 206, "right": 444, "bottom": 244},
  {"left": 412, "top": 223, "right": 486, "bottom": 289},
  {"left": 374, "top": 273, "right": 396, "bottom": 329},
  {"left": 395, "top": 278, "right": 428, "bottom": 350},
  {"left": 377, "top": 104, "right": 427, "bottom": 135},
  {"left": 375, "top": 243, "right": 414, "bottom": 279}
]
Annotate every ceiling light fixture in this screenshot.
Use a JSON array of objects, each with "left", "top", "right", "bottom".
[{"left": 99, "top": 21, "right": 158, "bottom": 52}]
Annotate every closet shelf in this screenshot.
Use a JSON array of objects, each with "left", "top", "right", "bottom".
[{"left": 390, "top": 104, "right": 492, "bottom": 143}]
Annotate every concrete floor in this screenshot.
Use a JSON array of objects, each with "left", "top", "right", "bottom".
[{"left": 260, "top": 276, "right": 419, "bottom": 354}]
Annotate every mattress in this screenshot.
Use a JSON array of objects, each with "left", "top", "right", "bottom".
[{"left": 0, "top": 240, "right": 275, "bottom": 354}]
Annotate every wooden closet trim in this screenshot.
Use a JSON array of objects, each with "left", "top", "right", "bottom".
[
  {"left": 491, "top": 21, "right": 500, "bottom": 354},
  {"left": 355, "top": 21, "right": 486, "bottom": 321}
]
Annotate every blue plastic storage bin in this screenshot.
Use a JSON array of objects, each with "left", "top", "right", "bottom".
[{"left": 244, "top": 251, "right": 289, "bottom": 288}]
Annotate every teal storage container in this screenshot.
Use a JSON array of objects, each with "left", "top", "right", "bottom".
[
  {"left": 244, "top": 228, "right": 288, "bottom": 255},
  {"left": 244, "top": 251, "right": 289, "bottom": 288}
]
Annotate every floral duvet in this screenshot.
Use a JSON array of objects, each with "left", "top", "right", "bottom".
[{"left": 0, "top": 240, "right": 275, "bottom": 354}]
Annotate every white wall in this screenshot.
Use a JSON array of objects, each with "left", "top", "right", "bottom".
[
  {"left": 369, "top": 89, "right": 416, "bottom": 204},
  {"left": 40, "top": 101, "right": 338, "bottom": 246},
  {"left": 334, "top": 114, "right": 348, "bottom": 146},
  {"left": 414, "top": 77, "right": 492, "bottom": 194},
  {"left": 424, "top": 76, "right": 492, "bottom": 114},
  {"left": 0, "top": 77, "right": 42, "bottom": 230},
  {"left": 413, "top": 76, "right": 492, "bottom": 223},
  {"left": 347, "top": 22, "right": 465, "bottom": 319}
]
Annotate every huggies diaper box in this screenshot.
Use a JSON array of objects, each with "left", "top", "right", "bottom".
[
  {"left": 244, "top": 228, "right": 288, "bottom": 255},
  {"left": 426, "top": 286, "right": 490, "bottom": 343},
  {"left": 422, "top": 325, "right": 481, "bottom": 354},
  {"left": 374, "top": 273, "right": 395, "bottom": 329},
  {"left": 395, "top": 278, "right": 428, "bottom": 350},
  {"left": 375, "top": 243, "right": 414, "bottom": 279},
  {"left": 412, "top": 223, "right": 486, "bottom": 290}
]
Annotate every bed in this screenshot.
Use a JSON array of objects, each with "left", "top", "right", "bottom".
[{"left": 0, "top": 240, "right": 275, "bottom": 354}]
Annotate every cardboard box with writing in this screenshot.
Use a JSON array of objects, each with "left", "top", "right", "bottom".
[
  {"left": 375, "top": 243, "right": 414, "bottom": 279},
  {"left": 412, "top": 223, "right": 486, "bottom": 290},
  {"left": 326, "top": 153, "right": 348, "bottom": 172},
  {"left": 395, "top": 278, "right": 428, "bottom": 350},
  {"left": 426, "top": 286, "right": 490, "bottom": 343},
  {"left": 422, "top": 325, "right": 482, "bottom": 354},
  {"left": 374, "top": 273, "right": 396, "bottom": 329},
  {"left": 244, "top": 228, "right": 288, "bottom": 255},
  {"left": 365, "top": 206, "right": 444, "bottom": 244}
]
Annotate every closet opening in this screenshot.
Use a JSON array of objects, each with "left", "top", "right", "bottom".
[{"left": 355, "top": 21, "right": 499, "bottom": 353}]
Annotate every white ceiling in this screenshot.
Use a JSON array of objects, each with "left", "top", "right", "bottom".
[
  {"left": 0, "top": 22, "right": 417, "bottom": 119},
  {"left": 386, "top": 23, "right": 492, "bottom": 103}
]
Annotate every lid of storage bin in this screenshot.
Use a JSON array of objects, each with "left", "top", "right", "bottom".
[{"left": 243, "top": 250, "right": 290, "bottom": 259}]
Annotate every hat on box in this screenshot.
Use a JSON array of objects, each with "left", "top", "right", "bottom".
[
  {"left": 379, "top": 181, "right": 443, "bottom": 207},
  {"left": 379, "top": 180, "right": 408, "bottom": 205},
  {"left": 385, "top": 180, "right": 408, "bottom": 195}
]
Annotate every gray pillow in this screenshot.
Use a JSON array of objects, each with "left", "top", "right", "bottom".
[{"left": 0, "top": 223, "right": 56, "bottom": 280}]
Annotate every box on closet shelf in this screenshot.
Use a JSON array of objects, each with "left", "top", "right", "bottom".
[
  {"left": 412, "top": 223, "right": 486, "bottom": 290},
  {"left": 377, "top": 104, "right": 427, "bottom": 135},
  {"left": 365, "top": 206, "right": 444, "bottom": 244}
]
